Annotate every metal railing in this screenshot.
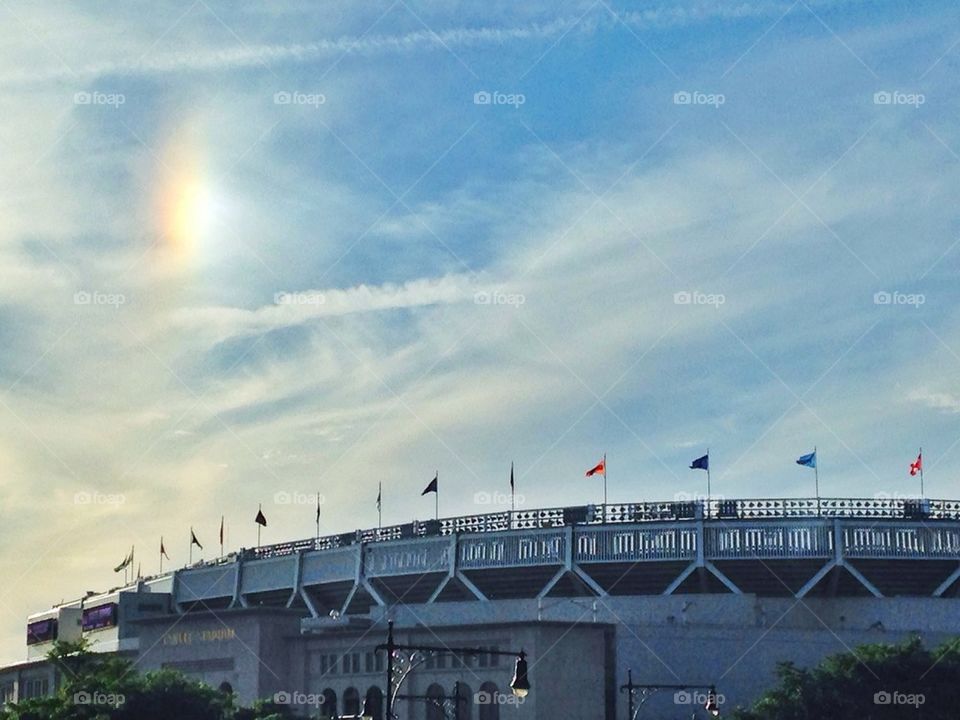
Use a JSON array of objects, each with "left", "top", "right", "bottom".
[{"left": 245, "top": 497, "right": 960, "bottom": 560}]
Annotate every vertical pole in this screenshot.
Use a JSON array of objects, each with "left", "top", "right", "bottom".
[
  {"left": 379, "top": 482, "right": 383, "bottom": 529},
  {"left": 385, "top": 620, "right": 395, "bottom": 720},
  {"left": 603, "top": 453, "right": 608, "bottom": 510},
  {"left": 919, "top": 446, "right": 924, "bottom": 498},
  {"left": 511, "top": 462, "right": 516, "bottom": 515},
  {"left": 627, "top": 668, "right": 635, "bottom": 720},
  {"left": 316, "top": 490, "right": 321, "bottom": 541},
  {"left": 189, "top": 530, "right": 193, "bottom": 566},
  {"left": 706, "top": 448, "right": 711, "bottom": 512},
  {"left": 435, "top": 471, "right": 439, "bottom": 522},
  {"left": 814, "top": 446, "right": 820, "bottom": 515}
]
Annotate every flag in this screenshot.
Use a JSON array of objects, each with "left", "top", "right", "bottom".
[
  {"left": 219, "top": 516, "right": 224, "bottom": 546},
  {"left": 191, "top": 529, "right": 203, "bottom": 550},
  {"left": 376, "top": 483, "right": 382, "bottom": 511},
  {"left": 910, "top": 452, "right": 922, "bottom": 476},
  {"left": 796, "top": 451, "right": 817, "bottom": 469},
  {"left": 316, "top": 491, "right": 321, "bottom": 525},
  {"left": 510, "top": 462, "right": 515, "bottom": 491},
  {"left": 690, "top": 454, "right": 709, "bottom": 471},
  {"left": 160, "top": 538, "right": 169, "bottom": 560},
  {"left": 422, "top": 473, "right": 438, "bottom": 495},
  {"left": 585, "top": 458, "right": 605, "bottom": 477},
  {"left": 255, "top": 507, "right": 267, "bottom": 527},
  {"left": 113, "top": 548, "right": 133, "bottom": 573},
  {"left": 136, "top": 563, "right": 142, "bottom": 580}
]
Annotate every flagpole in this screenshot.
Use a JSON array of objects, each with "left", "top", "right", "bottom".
[
  {"left": 603, "top": 453, "right": 608, "bottom": 509},
  {"left": 919, "top": 446, "right": 924, "bottom": 498},
  {"left": 706, "top": 447, "right": 711, "bottom": 508},
  {"left": 435, "top": 470, "right": 439, "bottom": 522},
  {"left": 189, "top": 529, "right": 193, "bottom": 566},
  {"left": 379, "top": 482, "right": 383, "bottom": 528},
  {"left": 316, "top": 490, "right": 321, "bottom": 540},
  {"left": 814, "top": 446, "right": 820, "bottom": 515},
  {"left": 159, "top": 539, "right": 163, "bottom": 575},
  {"left": 511, "top": 462, "right": 516, "bottom": 514}
]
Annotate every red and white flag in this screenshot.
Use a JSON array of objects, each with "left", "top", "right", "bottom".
[
  {"left": 909, "top": 452, "right": 922, "bottom": 476},
  {"left": 585, "top": 458, "right": 605, "bottom": 477}
]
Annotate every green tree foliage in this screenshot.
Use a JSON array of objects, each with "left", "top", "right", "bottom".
[
  {"left": 734, "top": 636, "right": 960, "bottom": 719},
  {"left": 0, "top": 641, "right": 297, "bottom": 720}
]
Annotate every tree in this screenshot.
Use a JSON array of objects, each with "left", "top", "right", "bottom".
[
  {"left": 0, "top": 641, "right": 297, "bottom": 720},
  {"left": 733, "top": 636, "right": 960, "bottom": 719}
]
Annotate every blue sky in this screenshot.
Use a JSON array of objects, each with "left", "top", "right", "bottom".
[{"left": 1, "top": 0, "right": 959, "bottom": 662}]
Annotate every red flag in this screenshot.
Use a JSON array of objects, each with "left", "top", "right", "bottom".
[
  {"left": 909, "top": 452, "right": 922, "bottom": 476},
  {"left": 585, "top": 458, "right": 605, "bottom": 477}
]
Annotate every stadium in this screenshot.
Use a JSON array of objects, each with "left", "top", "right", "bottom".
[{"left": 4, "top": 495, "right": 960, "bottom": 719}]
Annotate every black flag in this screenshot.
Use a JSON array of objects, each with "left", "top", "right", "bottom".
[
  {"left": 160, "top": 538, "right": 170, "bottom": 560},
  {"left": 422, "top": 473, "right": 438, "bottom": 495},
  {"left": 255, "top": 506, "right": 267, "bottom": 527},
  {"left": 510, "top": 462, "right": 515, "bottom": 492},
  {"left": 190, "top": 529, "right": 203, "bottom": 550},
  {"left": 377, "top": 483, "right": 382, "bottom": 511}
]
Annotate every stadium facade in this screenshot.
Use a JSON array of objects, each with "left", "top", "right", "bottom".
[{"left": 4, "top": 497, "right": 960, "bottom": 718}]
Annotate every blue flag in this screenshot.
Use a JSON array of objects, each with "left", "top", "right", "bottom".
[
  {"left": 796, "top": 451, "right": 816, "bottom": 468},
  {"left": 690, "top": 454, "right": 709, "bottom": 471}
]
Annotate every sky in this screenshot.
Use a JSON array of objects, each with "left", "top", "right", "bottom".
[{"left": 0, "top": 0, "right": 959, "bottom": 663}]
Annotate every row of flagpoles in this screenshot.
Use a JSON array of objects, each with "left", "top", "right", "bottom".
[{"left": 114, "top": 449, "right": 926, "bottom": 580}]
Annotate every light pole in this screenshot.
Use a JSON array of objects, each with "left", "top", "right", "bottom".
[
  {"left": 619, "top": 669, "right": 720, "bottom": 718},
  {"left": 377, "top": 620, "right": 530, "bottom": 719}
]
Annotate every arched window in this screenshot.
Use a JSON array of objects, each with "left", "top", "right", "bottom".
[
  {"left": 344, "top": 687, "right": 361, "bottom": 715},
  {"left": 425, "top": 683, "right": 445, "bottom": 720},
  {"left": 365, "top": 686, "right": 384, "bottom": 720},
  {"left": 478, "top": 682, "right": 500, "bottom": 720},
  {"left": 321, "top": 688, "right": 337, "bottom": 718},
  {"left": 455, "top": 682, "right": 473, "bottom": 720}
]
